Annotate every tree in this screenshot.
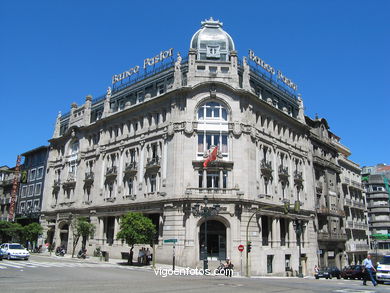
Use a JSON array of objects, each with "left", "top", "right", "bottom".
[
  {"left": 22, "top": 222, "right": 43, "bottom": 249},
  {"left": 71, "top": 217, "right": 95, "bottom": 258},
  {"left": 0, "top": 220, "right": 23, "bottom": 243},
  {"left": 116, "top": 212, "right": 156, "bottom": 265}
]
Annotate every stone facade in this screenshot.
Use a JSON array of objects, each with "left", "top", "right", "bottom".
[
  {"left": 362, "top": 164, "right": 390, "bottom": 257},
  {"left": 0, "top": 166, "right": 16, "bottom": 222},
  {"left": 332, "top": 136, "right": 369, "bottom": 265},
  {"left": 40, "top": 18, "right": 363, "bottom": 276}
]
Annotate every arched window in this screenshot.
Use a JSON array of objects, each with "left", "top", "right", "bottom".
[
  {"left": 69, "top": 140, "right": 79, "bottom": 156},
  {"left": 196, "top": 101, "right": 229, "bottom": 157},
  {"left": 197, "top": 101, "right": 228, "bottom": 121}
]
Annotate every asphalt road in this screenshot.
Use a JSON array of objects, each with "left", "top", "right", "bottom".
[{"left": 1, "top": 255, "right": 390, "bottom": 293}]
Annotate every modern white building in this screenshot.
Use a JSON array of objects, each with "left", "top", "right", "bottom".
[{"left": 40, "top": 18, "right": 363, "bottom": 276}]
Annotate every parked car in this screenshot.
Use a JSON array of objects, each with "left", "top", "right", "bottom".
[
  {"left": 0, "top": 243, "right": 30, "bottom": 260},
  {"left": 0, "top": 247, "right": 5, "bottom": 260},
  {"left": 376, "top": 255, "right": 390, "bottom": 284},
  {"left": 341, "top": 265, "right": 365, "bottom": 280},
  {"left": 315, "top": 267, "right": 341, "bottom": 279}
]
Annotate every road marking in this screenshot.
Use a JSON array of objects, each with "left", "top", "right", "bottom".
[{"left": 333, "top": 289, "right": 376, "bottom": 293}]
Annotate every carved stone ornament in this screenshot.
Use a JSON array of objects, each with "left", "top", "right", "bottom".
[
  {"left": 167, "top": 123, "right": 174, "bottom": 136},
  {"left": 232, "top": 121, "right": 242, "bottom": 136},
  {"left": 250, "top": 125, "right": 256, "bottom": 138},
  {"left": 184, "top": 121, "right": 193, "bottom": 134}
]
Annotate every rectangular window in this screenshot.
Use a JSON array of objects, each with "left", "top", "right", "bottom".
[
  {"left": 36, "top": 167, "right": 44, "bottom": 179},
  {"left": 21, "top": 186, "right": 27, "bottom": 198},
  {"left": 150, "top": 175, "right": 157, "bottom": 192},
  {"left": 198, "top": 171, "right": 203, "bottom": 188},
  {"left": 207, "top": 172, "right": 219, "bottom": 188},
  {"left": 28, "top": 185, "right": 34, "bottom": 197},
  {"left": 26, "top": 200, "right": 32, "bottom": 211},
  {"left": 267, "top": 255, "right": 273, "bottom": 273},
  {"left": 198, "top": 134, "right": 204, "bottom": 152},
  {"left": 20, "top": 202, "right": 25, "bottom": 213},
  {"left": 127, "top": 178, "right": 134, "bottom": 195},
  {"left": 157, "top": 83, "right": 165, "bottom": 95},
  {"left": 34, "top": 183, "right": 42, "bottom": 195},
  {"left": 33, "top": 199, "right": 40, "bottom": 211},
  {"left": 29, "top": 169, "right": 36, "bottom": 182}
]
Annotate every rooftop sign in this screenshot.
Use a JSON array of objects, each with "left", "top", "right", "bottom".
[
  {"left": 112, "top": 48, "right": 174, "bottom": 84},
  {"left": 248, "top": 49, "right": 298, "bottom": 91}
]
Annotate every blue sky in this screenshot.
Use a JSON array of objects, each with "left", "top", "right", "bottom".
[{"left": 0, "top": 0, "right": 388, "bottom": 167}]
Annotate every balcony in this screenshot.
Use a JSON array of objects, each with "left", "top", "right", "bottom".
[
  {"left": 294, "top": 171, "right": 304, "bottom": 185},
  {"left": 105, "top": 166, "right": 117, "bottom": 181},
  {"left": 352, "top": 200, "right": 365, "bottom": 209},
  {"left": 316, "top": 182, "right": 323, "bottom": 194},
  {"left": 260, "top": 159, "right": 273, "bottom": 178},
  {"left": 278, "top": 165, "right": 289, "bottom": 182},
  {"left": 62, "top": 174, "right": 76, "bottom": 189},
  {"left": 316, "top": 205, "right": 345, "bottom": 217},
  {"left": 185, "top": 187, "right": 243, "bottom": 200},
  {"left": 344, "top": 198, "right": 352, "bottom": 206},
  {"left": 146, "top": 156, "right": 160, "bottom": 172},
  {"left": 52, "top": 179, "right": 61, "bottom": 191},
  {"left": 347, "top": 243, "right": 369, "bottom": 252},
  {"left": 318, "top": 232, "right": 347, "bottom": 242},
  {"left": 84, "top": 172, "right": 94, "bottom": 186},
  {"left": 124, "top": 162, "right": 137, "bottom": 176}
]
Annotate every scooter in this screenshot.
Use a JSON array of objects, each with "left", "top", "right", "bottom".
[
  {"left": 77, "top": 248, "right": 87, "bottom": 259},
  {"left": 55, "top": 246, "right": 66, "bottom": 256}
]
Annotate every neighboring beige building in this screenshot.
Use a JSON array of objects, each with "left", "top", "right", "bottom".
[
  {"left": 40, "top": 18, "right": 363, "bottom": 276},
  {"left": 0, "top": 166, "right": 17, "bottom": 222},
  {"left": 332, "top": 135, "right": 369, "bottom": 265}
]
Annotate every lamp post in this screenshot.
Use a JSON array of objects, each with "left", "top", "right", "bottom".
[
  {"left": 293, "top": 219, "right": 304, "bottom": 278},
  {"left": 372, "top": 239, "right": 378, "bottom": 264},
  {"left": 191, "top": 196, "right": 221, "bottom": 271}
]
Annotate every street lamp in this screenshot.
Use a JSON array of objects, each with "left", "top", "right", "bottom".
[
  {"left": 293, "top": 219, "right": 305, "bottom": 278},
  {"left": 372, "top": 239, "right": 378, "bottom": 264},
  {"left": 191, "top": 196, "right": 221, "bottom": 271}
]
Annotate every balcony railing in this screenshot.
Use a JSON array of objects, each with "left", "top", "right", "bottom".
[
  {"left": 53, "top": 179, "right": 61, "bottom": 190},
  {"left": 318, "top": 232, "right": 348, "bottom": 241},
  {"left": 106, "top": 166, "right": 118, "bottom": 179},
  {"left": 84, "top": 172, "right": 94, "bottom": 185},
  {"left": 278, "top": 165, "right": 289, "bottom": 181},
  {"left": 316, "top": 205, "right": 345, "bottom": 217},
  {"left": 124, "top": 162, "right": 137, "bottom": 175},
  {"left": 260, "top": 159, "right": 273, "bottom": 178},
  {"left": 185, "top": 187, "right": 243, "bottom": 200},
  {"left": 345, "top": 198, "right": 352, "bottom": 206},
  {"left": 146, "top": 156, "right": 160, "bottom": 168},
  {"left": 294, "top": 171, "right": 303, "bottom": 184},
  {"left": 316, "top": 182, "right": 323, "bottom": 193},
  {"left": 262, "top": 237, "right": 269, "bottom": 246}
]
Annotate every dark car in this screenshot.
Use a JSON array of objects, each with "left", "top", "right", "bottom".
[
  {"left": 341, "top": 265, "right": 365, "bottom": 280},
  {"left": 315, "top": 267, "right": 341, "bottom": 279}
]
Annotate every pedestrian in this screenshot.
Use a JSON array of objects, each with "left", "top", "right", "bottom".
[
  {"left": 362, "top": 254, "right": 377, "bottom": 286},
  {"left": 146, "top": 248, "right": 151, "bottom": 265},
  {"left": 224, "top": 257, "right": 234, "bottom": 277},
  {"left": 137, "top": 248, "right": 144, "bottom": 265},
  {"left": 314, "top": 265, "right": 319, "bottom": 274}
]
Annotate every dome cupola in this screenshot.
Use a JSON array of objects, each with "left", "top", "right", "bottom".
[{"left": 190, "top": 17, "right": 235, "bottom": 61}]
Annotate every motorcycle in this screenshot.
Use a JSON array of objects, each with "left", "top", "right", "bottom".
[
  {"left": 77, "top": 248, "right": 87, "bottom": 259},
  {"left": 55, "top": 246, "right": 66, "bottom": 256}
]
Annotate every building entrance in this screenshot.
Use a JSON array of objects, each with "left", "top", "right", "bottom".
[
  {"left": 59, "top": 223, "right": 69, "bottom": 250},
  {"left": 199, "top": 220, "right": 226, "bottom": 261}
]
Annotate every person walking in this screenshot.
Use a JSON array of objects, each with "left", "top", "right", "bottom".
[{"left": 362, "top": 254, "right": 377, "bottom": 286}]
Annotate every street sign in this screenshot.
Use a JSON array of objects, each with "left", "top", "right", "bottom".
[
  {"left": 238, "top": 244, "right": 244, "bottom": 252},
  {"left": 164, "top": 239, "right": 177, "bottom": 243}
]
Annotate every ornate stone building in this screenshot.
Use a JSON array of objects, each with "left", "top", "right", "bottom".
[{"left": 40, "top": 18, "right": 362, "bottom": 275}]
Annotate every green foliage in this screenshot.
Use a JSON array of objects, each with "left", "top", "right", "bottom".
[
  {"left": 71, "top": 217, "right": 96, "bottom": 257},
  {"left": 22, "top": 222, "right": 43, "bottom": 244},
  {"left": 116, "top": 212, "right": 156, "bottom": 248},
  {"left": 0, "top": 220, "right": 23, "bottom": 242}
]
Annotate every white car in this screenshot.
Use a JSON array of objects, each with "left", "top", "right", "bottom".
[
  {"left": 0, "top": 243, "right": 30, "bottom": 260},
  {"left": 376, "top": 255, "right": 390, "bottom": 284}
]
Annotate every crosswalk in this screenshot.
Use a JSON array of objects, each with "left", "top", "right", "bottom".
[{"left": 0, "top": 260, "right": 133, "bottom": 270}]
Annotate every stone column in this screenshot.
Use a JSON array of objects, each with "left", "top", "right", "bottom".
[
  {"left": 219, "top": 169, "right": 223, "bottom": 188},
  {"left": 114, "top": 216, "right": 120, "bottom": 245},
  {"left": 289, "top": 220, "right": 296, "bottom": 248},
  {"left": 271, "top": 217, "right": 277, "bottom": 248},
  {"left": 98, "top": 217, "right": 105, "bottom": 245},
  {"left": 203, "top": 169, "right": 207, "bottom": 188}
]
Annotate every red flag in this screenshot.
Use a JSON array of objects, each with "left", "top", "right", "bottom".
[{"left": 203, "top": 146, "right": 218, "bottom": 168}]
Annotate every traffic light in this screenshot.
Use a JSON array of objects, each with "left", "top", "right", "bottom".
[{"left": 247, "top": 241, "right": 252, "bottom": 253}]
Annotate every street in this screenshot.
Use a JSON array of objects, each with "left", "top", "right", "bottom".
[{"left": 1, "top": 255, "right": 390, "bottom": 293}]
